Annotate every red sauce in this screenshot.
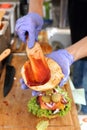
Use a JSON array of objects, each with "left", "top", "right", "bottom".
[
  {"left": 24, "top": 57, "right": 50, "bottom": 86},
  {"left": 0, "top": 23, "right": 4, "bottom": 30},
  {"left": 3, "top": 100, "right": 9, "bottom": 106}
]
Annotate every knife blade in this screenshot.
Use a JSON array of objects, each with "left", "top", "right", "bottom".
[
  {"left": 3, "top": 64, "right": 15, "bottom": 97},
  {"left": 3, "top": 54, "right": 15, "bottom": 97}
]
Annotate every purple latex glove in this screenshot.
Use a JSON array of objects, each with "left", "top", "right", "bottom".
[
  {"left": 47, "top": 49, "right": 74, "bottom": 87},
  {"left": 20, "top": 78, "right": 40, "bottom": 96},
  {"left": 15, "top": 13, "right": 43, "bottom": 48}
]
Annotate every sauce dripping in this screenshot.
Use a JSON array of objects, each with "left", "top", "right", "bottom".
[{"left": 24, "top": 42, "right": 51, "bottom": 86}]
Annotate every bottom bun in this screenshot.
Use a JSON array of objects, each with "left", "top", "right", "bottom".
[{"left": 21, "top": 58, "right": 64, "bottom": 91}]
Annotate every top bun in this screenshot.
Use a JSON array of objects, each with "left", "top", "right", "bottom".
[{"left": 21, "top": 57, "right": 64, "bottom": 91}]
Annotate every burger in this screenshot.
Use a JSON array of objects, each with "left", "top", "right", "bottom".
[
  {"left": 21, "top": 58, "right": 71, "bottom": 118},
  {"left": 21, "top": 42, "right": 71, "bottom": 118},
  {"left": 27, "top": 87, "right": 71, "bottom": 118}
]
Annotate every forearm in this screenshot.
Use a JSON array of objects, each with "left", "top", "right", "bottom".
[
  {"left": 66, "top": 36, "right": 87, "bottom": 61},
  {"left": 29, "top": 0, "right": 44, "bottom": 16}
]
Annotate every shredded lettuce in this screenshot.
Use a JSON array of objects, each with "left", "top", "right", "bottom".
[{"left": 27, "top": 87, "right": 72, "bottom": 118}]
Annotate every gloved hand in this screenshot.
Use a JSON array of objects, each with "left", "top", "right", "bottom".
[
  {"left": 20, "top": 78, "right": 40, "bottom": 96},
  {"left": 15, "top": 13, "right": 43, "bottom": 48},
  {"left": 47, "top": 49, "right": 74, "bottom": 87},
  {"left": 20, "top": 49, "right": 74, "bottom": 95}
]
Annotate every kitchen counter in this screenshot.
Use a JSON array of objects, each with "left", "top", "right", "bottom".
[{"left": 0, "top": 53, "right": 81, "bottom": 130}]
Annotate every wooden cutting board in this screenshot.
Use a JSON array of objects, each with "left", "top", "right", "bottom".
[{"left": 0, "top": 54, "right": 81, "bottom": 130}]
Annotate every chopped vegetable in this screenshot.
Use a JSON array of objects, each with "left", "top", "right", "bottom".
[
  {"left": 36, "top": 120, "right": 49, "bottom": 130},
  {"left": 27, "top": 87, "right": 72, "bottom": 118}
]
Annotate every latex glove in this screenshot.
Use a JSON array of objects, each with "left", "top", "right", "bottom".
[
  {"left": 47, "top": 49, "right": 74, "bottom": 87},
  {"left": 15, "top": 13, "right": 43, "bottom": 48},
  {"left": 20, "top": 78, "right": 40, "bottom": 96}
]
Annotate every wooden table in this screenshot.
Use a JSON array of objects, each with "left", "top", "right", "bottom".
[{"left": 0, "top": 54, "right": 81, "bottom": 130}]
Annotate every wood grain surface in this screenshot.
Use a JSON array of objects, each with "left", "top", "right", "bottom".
[{"left": 0, "top": 54, "right": 81, "bottom": 130}]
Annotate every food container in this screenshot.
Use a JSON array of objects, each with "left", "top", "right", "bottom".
[
  {"left": 0, "top": 2, "right": 16, "bottom": 34},
  {"left": 0, "top": 21, "right": 11, "bottom": 54}
]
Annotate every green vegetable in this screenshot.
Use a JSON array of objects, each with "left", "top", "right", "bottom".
[
  {"left": 46, "top": 89, "right": 53, "bottom": 95},
  {"left": 36, "top": 120, "right": 49, "bottom": 130},
  {"left": 42, "top": 95, "right": 51, "bottom": 103},
  {"left": 51, "top": 93, "right": 61, "bottom": 102},
  {"left": 27, "top": 87, "right": 72, "bottom": 118}
]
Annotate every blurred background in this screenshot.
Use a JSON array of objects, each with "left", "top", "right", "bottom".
[{"left": 0, "top": 0, "right": 71, "bottom": 54}]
